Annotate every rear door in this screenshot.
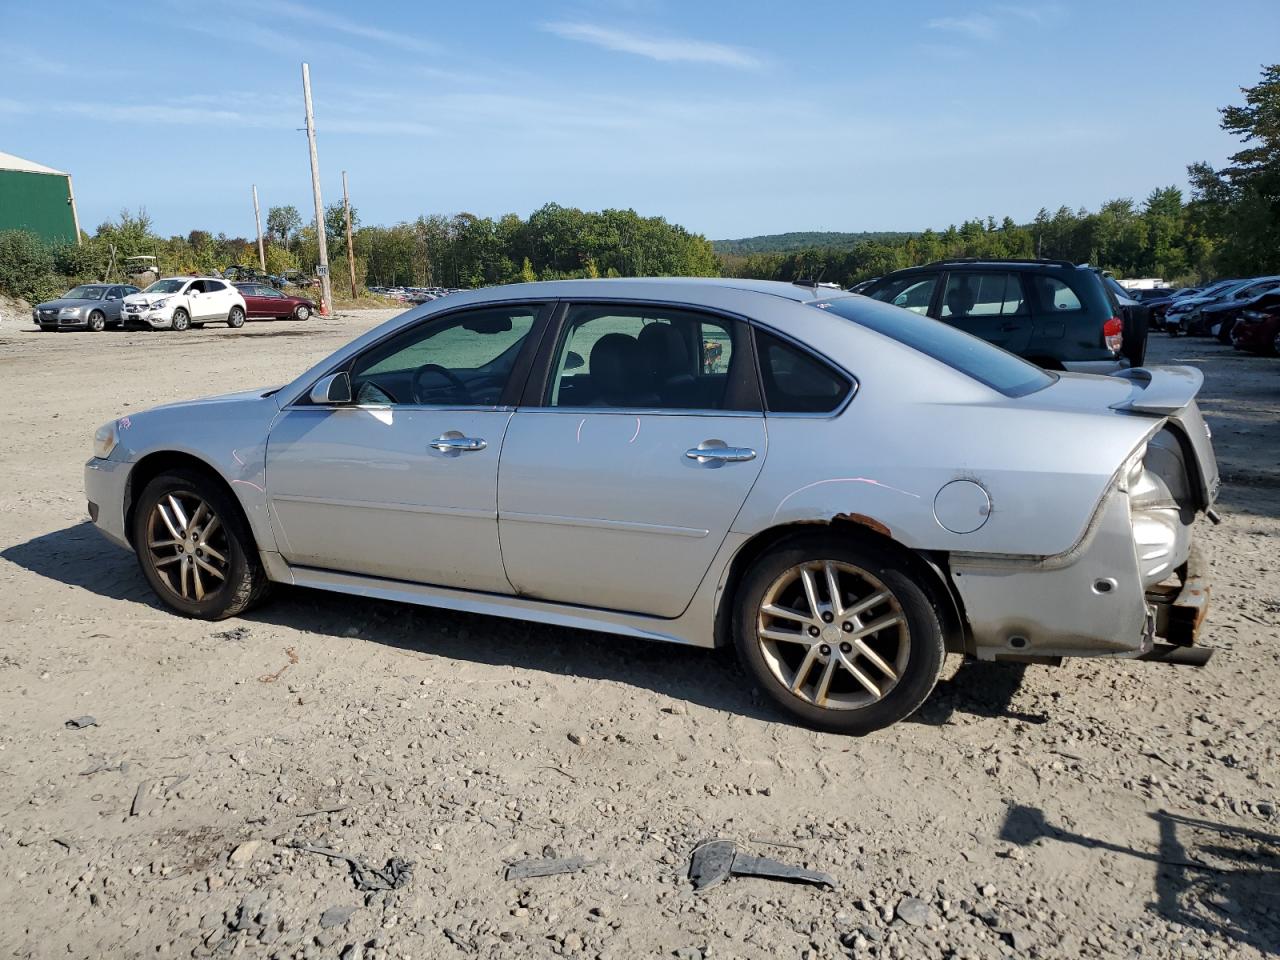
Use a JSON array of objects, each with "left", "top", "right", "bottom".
[
  {"left": 203, "top": 279, "right": 235, "bottom": 320},
  {"left": 935, "top": 271, "right": 1032, "bottom": 353},
  {"left": 497, "top": 302, "right": 765, "bottom": 618},
  {"left": 239, "top": 284, "right": 270, "bottom": 318}
]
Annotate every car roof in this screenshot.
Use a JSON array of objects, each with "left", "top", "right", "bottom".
[
  {"left": 442, "top": 277, "right": 846, "bottom": 305},
  {"left": 877, "top": 258, "right": 1086, "bottom": 277}
]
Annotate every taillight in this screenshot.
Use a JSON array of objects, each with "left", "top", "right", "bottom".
[{"left": 1103, "top": 315, "right": 1124, "bottom": 353}]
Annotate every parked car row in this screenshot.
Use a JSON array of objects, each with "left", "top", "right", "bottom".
[
  {"left": 34, "top": 277, "right": 316, "bottom": 332},
  {"left": 1158, "top": 276, "right": 1280, "bottom": 341},
  {"left": 368, "top": 285, "right": 463, "bottom": 304}
]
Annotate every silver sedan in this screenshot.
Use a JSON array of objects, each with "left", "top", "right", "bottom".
[{"left": 83, "top": 279, "right": 1220, "bottom": 733}]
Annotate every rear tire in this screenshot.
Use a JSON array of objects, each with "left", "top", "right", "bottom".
[
  {"left": 171, "top": 309, "right": 190, "bottom": 332},
  {"left": 228, "top": 306, "right": 245, "bottom": 328},
  {"left": 732, "top": 534, "right": 945, "bottom": 735},
  {"left": 131, "top": 468, "right": 269, "bottom": 620}
]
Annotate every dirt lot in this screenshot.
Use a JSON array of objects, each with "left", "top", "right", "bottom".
[{"left": 1, "top": 313, "right": 1277, "bottom": 960}]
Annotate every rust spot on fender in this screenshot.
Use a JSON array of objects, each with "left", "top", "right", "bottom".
[{"left": 834, "top": 513, "right": 892, "bottom": 537}]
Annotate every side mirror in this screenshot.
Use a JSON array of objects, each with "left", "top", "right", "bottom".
[
  {"left": 565, "top": 350, "right": 584, "bottom": 371},
  {"left": 309, "top": 371, "right": 352, "bottom": 405}
]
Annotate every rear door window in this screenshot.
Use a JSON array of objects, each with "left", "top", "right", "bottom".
[{"left": 940, "top": 272, "right": 1027, "bottom": 318}]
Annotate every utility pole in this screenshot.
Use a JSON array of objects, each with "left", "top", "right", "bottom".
[
  {"left": 252, "top": 184, "right": 266, "bottom": 273},
  {"left": 342, "top": 170, "right": 357, "bottom": 298},
  {"left": 301, "top": 62, "right": 332, "bottom": 315}
]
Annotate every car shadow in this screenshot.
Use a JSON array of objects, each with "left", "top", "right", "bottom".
[
  {"left": 4, "top": 522, "right": 1043, "bottom": 729},
  {"left": 999, "top": 803, "right": 1280, "bottom": 954}
]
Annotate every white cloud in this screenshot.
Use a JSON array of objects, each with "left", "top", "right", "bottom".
[
  {"left": 925, "top": 14, "right": 1000, "bottom": 40},
  {"left": 225, "top": 0, "right": 438, "bottom": 54},
  {"left": 541, "top": 21, "right": 761, "bottom": 69}
]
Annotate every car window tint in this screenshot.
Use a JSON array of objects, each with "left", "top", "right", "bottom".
[
  {"left": 548, "top": 305, "right": 743, "bottom": 410},
  {"left": 262, "top": 287, "right": 284, "bottom": 298},
  {"left": 349, "top": 307, "right": 536, "bottom": 406},
  {"left": 940, "top": 272, "right": 1026, "bottom": 318},
  {"left": 865, "top": 275, "right": 937, "bottom": 315},
  {"left": 812, "top": 297, "right": 1056, "bottom": 398},
  {"left": 755, "top": 329, "right": 851, "bottom": 414},
  {"left": 1032, "top": 276, "right": 1083, "bottom": 312},
  {"left": 206, "top": 280, "right": 227, "bottom": 292}
]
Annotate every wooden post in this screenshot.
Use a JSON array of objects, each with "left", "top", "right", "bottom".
[
  {"left": 342, "top": 171, "right": 357, "bottom": 298},
  {"left": 252, "top": 185, "right": 266, "bottom": 273},
  {"left": 301, "top": 62, "right": 332, "bottom": 315}
]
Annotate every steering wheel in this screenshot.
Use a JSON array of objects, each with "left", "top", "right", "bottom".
[{"left": 411, "top": 363, "right": 472, "bottom": 405}]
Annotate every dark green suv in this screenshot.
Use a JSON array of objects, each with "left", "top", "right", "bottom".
[{"left": 860, "top": 259, "right": 1142, "bottom": 371}]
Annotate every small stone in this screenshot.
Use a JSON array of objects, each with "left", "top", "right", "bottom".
[
  {"left": 321, "top": 905, "right": 359, "bottom": 928},
  {"left": 896, "top": 897, "right": 934, "bottom": 927},
  {"left": 339, "top": 945, "right": 362, "bottom": 960},
  {"left": 673, "top": 949, "right": 702, "bottom": 960},
  {"left": 228, "top": 840, "right": 267, "bottom": 867},
  {"left": 567, "top": 732, "right": 584, "bottom": 745},
  {"left": 1006, "top": 928, "right": 1035, "bottom": 952}
]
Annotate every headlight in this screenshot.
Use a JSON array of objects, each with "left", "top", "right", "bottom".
[
  {"left": 62, "top": 307, "right": 82, "bottom": 316},
  {"left": 150, "top": 298, "right": 170, "bottom": 310},
  {"left": 93, "top": 421, "right": 118, "bottom": 459}
]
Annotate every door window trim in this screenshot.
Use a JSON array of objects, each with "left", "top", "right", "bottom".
[
  {"left": 518, "top": 299, "right": 763, "bottom": 416},
  {"left": 290, "top": 300, "right": 556, "bottom": 411}
]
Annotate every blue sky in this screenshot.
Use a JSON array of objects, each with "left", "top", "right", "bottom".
[{"left": 3, "top": 0, "right": 1277, "bottom": 240}]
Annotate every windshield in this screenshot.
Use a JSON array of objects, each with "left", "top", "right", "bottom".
[
  {"left": 64, "top": 285, "right": 106, "bottom": 300},
  {"left": 812, "top": 297, "right": 1056, "bottom": 398},
  {"left": 144, "top": 279, "right": 187, "bottom": 294}
]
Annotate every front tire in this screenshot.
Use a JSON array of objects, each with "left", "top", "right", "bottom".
[
  {"left": 228, "top": 306, "right": 245, "bottom": 328},
  {"left": 293, "top": 304, "right": 311, "bottom": 321},
  {"left": 733, "top": 535, "right": 945, "bottom": 734},
  {"left": 171, "top": 308, "right": 190, "bottom": 332},
  {"left": 88, "top": 311, "right": 106, "bottom": 332},
  {"left": 131, "top": 468, "right": 268, "bottom": 620}
]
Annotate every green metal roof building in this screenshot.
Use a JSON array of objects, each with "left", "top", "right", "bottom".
[{"left": 0, "top": 150, "right": 81, "bottom": 245}]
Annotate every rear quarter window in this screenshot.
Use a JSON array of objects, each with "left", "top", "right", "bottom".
[{"left": 1032, "top": 276, "right": 1084, "bottom": 312}]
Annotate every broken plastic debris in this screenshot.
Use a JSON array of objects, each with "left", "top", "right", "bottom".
[
  {"left": 504, "top": 855, "right": 590, "bottom": 881},
  {"left": 65, "top": 715, "right": 97, "bottom": 729},
  {"left": 688, "top": 839, "right": 835, "bottom": 891},
  {"left": 293, "top": 843, "right": 413, "bottom": 892}
]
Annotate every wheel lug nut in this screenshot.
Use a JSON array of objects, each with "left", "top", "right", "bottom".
[
  {"left": 841, "top": 622, "right": 853, "bottom": 632},
  {"left": 821, "top": 611, "right": 834, "bottom": 623},
  {"left": 807, "top": 626, "right": 820, "bottom": 637},
  {"left": 840, "top": 642, "right": 852, "bottom": 654},
  {"left": 819, "top": 645, "right": 831, "bottom": 656}
]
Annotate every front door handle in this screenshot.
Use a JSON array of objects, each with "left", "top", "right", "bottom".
[
  {"left": 686, "top": 440, "right": 757, "bottom": 464},
  {"left": 430, "top": 434, "right": 487, "bottom": 453}
]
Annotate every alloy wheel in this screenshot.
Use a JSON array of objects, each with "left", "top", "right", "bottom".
[
  {"left": 146, "top": 492, "right": 229, "bottom": 602},
  {"left": 88, "top": 311, "right": 105, "bottom": 332},
  {"left": 755, "top": 560, "right": 909, "bottom": 710},
  {"left": 295, "top": 305, "right": 310, "bottom": 320}
]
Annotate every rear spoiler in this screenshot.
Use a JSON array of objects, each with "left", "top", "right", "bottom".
[{"left": 1108, "top": 366, "right": 1203, "bottom": 415}]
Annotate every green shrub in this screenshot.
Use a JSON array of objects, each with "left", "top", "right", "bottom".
[{"left": 0, "top": 230, "right": 65, "bottom": 304}]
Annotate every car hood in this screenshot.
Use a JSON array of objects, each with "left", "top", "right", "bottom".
[
  {"left": 147, "top": 386, "right": 281, "bottom": 412},
  {"left": 125, "top": 292, "right": 180, "bottom": 306},
  {"left": 37, "top": 298, "right": 99, "bottom": 310}
]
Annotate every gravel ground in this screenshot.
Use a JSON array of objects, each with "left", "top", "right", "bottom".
[{"left": 0, "top": 313, "right": 1277, "bottom": 960}]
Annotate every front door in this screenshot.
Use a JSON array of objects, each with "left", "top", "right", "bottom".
[
  {"left": 498, "top": 303, "right": 765, "bottom": 618},
  {"left": 935, "top": 270, "right": 1032, "bottom": 353},
  {"left": 265, "top": 302, "right": 548, "bottom": 590}
]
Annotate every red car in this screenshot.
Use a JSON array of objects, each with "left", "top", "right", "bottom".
[
  {"left": 233, "top": 283, "right": 317, "bottom": 321},
  {"left": 1230, "top": 293, "right": 1280, "bottom": 355}
]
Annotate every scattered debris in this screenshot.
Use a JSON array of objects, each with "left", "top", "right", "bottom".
[
  {"left": 64, "top": 715, "right": 97, "bottom": 729},
  {"left": 537, "top": 764, "right": 578, "bottom": 783},
  {"left": 228, "top": 839, "right": 268, "bottom": 866},
  {"left": 505, "top": 855, "right": 591, "bottom": 881},
  {"left": 320, "top": 905, "right": 359, "bottom": 928},
  {"left": 688, "top": 839, "right": 834, "bottom": 892},
  {"left": 258, "top": 646, "right": 299, "bottom": 684},
  {"left": 213, "top": 626, "right": 251, "bottom": 642},
  {"left": 896, "top": 896, "right": 935, "bottom": 927},
  {"left": 79, "top": 758, "right": 127, "bottom": 777},
  {"left": 293, "top": 843, "right": 414, "bottom": 892},
  {"left": 296, "top": 804, "right": 351, "bottom": 818},
  {"left": 129, "top": 780, "right": 158, "bottom": 817},
  {"left": 747, "top": 835, "right": 804, "bottom": 851}
]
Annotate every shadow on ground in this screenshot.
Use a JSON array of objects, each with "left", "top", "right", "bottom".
[
  {"left": 1000, "top": 804, "right": 1280, "bottom": 954},
  {"left": 5, "top": 522, "right": 1037, "bottom": 729}
]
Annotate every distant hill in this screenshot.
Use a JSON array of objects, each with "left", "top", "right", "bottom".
[{"left": 712, "top": 231, "right": 918, "bottom": 255}]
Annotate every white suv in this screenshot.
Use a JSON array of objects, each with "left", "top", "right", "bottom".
[{"left": 122, "top": 277, "right": 247, "bottom": 331}]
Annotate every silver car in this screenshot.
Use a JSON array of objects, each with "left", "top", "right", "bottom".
[
  {"left": 34, "top": 284, "right": 140, "bottom": 331},
  {"left": 83, "top": 279, "right": 1219, "bottom": 733}
]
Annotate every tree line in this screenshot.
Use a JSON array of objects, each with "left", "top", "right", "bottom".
[{"left": 2, "top": 64, "right": 1275, "bottom": 306}]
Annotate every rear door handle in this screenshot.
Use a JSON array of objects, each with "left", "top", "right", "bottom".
[
  {"left": 430, "top": 434, "right": 487, "bottom": 453},
  {"left": 686, "top": 441, "right": 757, "bottom": 464}
]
